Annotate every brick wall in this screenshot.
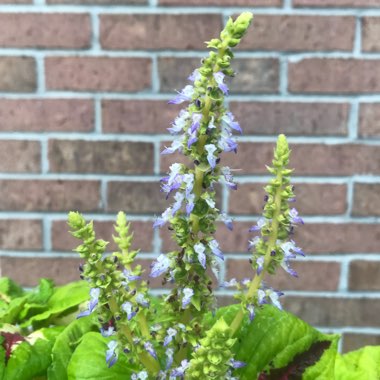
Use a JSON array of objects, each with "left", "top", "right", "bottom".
[{"left": 0, "top": 0, "right": 379, "bottom": 352}]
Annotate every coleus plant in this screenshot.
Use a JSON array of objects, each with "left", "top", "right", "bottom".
[{"left": 0, "top": 11, "right": 379, "bottom": 380}]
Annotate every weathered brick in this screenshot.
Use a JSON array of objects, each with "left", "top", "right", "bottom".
[
  {"left": 0, "top": 99, "right": 93, "bottom": 132},
  {"left": 0, "top": 180, "right": 101, "bottom": 212},
  {"left": 0, "top": 220, "right": 42, "bottom": 250},
  {"left": 342, "top": 333, "right": 380, "bottom": 353},
  {"left": 229, "top": 183, "right": 347, "bottom": 215},
  {"left": 49, "top": 140, "right": 154, "bottom": 174},
  {"left": 230, "top": 102, "right": 349, "bottom": 136},
  {"left": 160, "top": 0, "right": 281, "bottom": 5},
  {"left": 161, "top": 142, "right": 380, "bottom": 176},
  {"left": 282, "top": 296, "right": 380, "bottom": 327},
  {"left": 294, "top": 0, "right": 380, "bottom": 6},
  {"left": 0, "top": 57, "right": 36, "bottom": 92},
  {"left": 107, "top": 181, "right": 167, "bottom": 213},
  {"left": 353, "top": 183, "right": 380, "bottom": 216},
  {"left": 0, "top": 140, "right": 40, "bottom": 173},
  {"left": 100, "top": 14, "right": 222, "bottom": 50},
  {"left": 102, "top": 100, "right": 179, "bottom": 134},
  {"left": 226, "top": 259, "right": 340, "bottom": 291},
  {"left": 0, "top": 257, "right": 82, "bottom": 286},
  {"left": 0, "top": 14, "right": 90, "bottom": 49},
  {"left": 49, "top": 0, "right": 145, "bottom": 4},
  {"left": 349, "top": 260, "right": 380, "bottom": 290},
  {"left": 159, "top": 58, "right": 279, "bottom": 94},
  {"left": 362, "top": 17, "right": 380, "bottom": 52},
  {"left": 45, "top": 57, "right": 151, "bottom": 92},
  {"left": 238, "top": 15, "right": 354, "bottom": 51},
  {"left": 289, "top": 59, "right": 380, "bottom": 94},
  {"left": 359, "top": 103, "right": 380, "bottom": 137},
  {"left": 52, "top": 220, "right": 154, "bottom": 252}
]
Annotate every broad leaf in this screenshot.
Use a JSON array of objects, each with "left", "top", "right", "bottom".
[
  {"left": 0, "top": 278, "right": 24, "bottom": 299},
  {"left": 48, "top": 316, "right": 99, "bottom": 380},
  {"left": 67, "top": 332, "right": 138, "bottom": 379},
  {"left": 335, "top": 345, "right": 380, "bottom": 380}
]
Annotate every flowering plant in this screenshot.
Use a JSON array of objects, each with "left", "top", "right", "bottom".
[{"left": 1, "top": 12, "right": 379, "bottom": 380}]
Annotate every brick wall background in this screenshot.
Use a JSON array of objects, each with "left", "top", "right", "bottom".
[{"left": 0, "top": 0, "right": 379, "bottom": 352}]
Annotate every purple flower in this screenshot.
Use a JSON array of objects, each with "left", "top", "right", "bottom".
[
  {"left": 168, "top": 110, "right": 189, "bottom": 135},
  {"left": 248, "top": 236, "right": 260, "bottom": 250},
  {"left": 135, "top": 293, "right": 150, "bottom": 308},
  {"left": 194, "top": 242, "right": 206, "bottom": 269},
  {"left": 205, "top": 144, "right": 217, "bottom": 169},
  {"left": 256, "top": 256, "right": 265, "bottom": 275},
  {"left": 183, "top": 173, "right": 194, "bottom": 198},
  {"left": 182, "top": 287, "right": 194, "bottom": 309},
  {"left": 172, "top": 191, "right": 185, "bottom": 215},
  {"left": 249, "top": 217, "right": 267, "bottom": 232},
  {"left": 171, "top": 360, "right": 189, "bottom": 377},
  {"left": 132, "top": 371, "right": 149, "bottom": 380},
  {"left": 100, "top": 326, "right": 115, "bottom": 337},
  {"left": 77, "top": 287, "right": 100, "bottom": 318},
  {"left": 222, "top": 112, "right": 242, "bottom": 134},
  {"left": 121, "top": 301, "right": 137, "bottom": 320},
  {"left": 190, "top": 113, "right": 202, "bottom": 133},
  {"left": 280, "top": 240, "right": 305, "bottom": 259},
  {"left": 105, "top": 340, "right": 118, "bottom": 367},
  {"left": 150, "top": 254, "right": 171, "bottom": 278},
  {"left": 187, "top": 127, "right": 198, "bottom": 148},
  {"left": 289, "top": 208, "right": 304, "bottom": 225},
  {"left": 166, "top": 347, "right": 174, "bottom": 369},
  {"left": 219, "top": 213, "right": 233, "bottom": 231},
  {"left": 268, "top": 289, "right": 283, "bottom": 310},
  {"left": 223, "top": 278, "right": 238, "bottom": 288},
  {"left": 230, "top": 359, "right": 246, "bottom": 369},
  {"left": 163, "top": 328, "right": 177, "bottom": 346},
  {"left": 258, "top": 289, "right": 266, "bottom": 305},
  {"left": 220, "top": 167, "right": 237, "bottom": 190},
  {"left": 209, "top": 239, "right": 224, "bottom": 260},
  {"left": 123, "top": 269, "right": 141, "bottom": 282},
  {"left": 144, "top": 341, "right": 157, "bottom": 359},
  {"left": 153, "top": 207, "right": 172, "bottom": 228},
  {"left": 186, "top": 193, "right": 195, "bottom": 216},
  {"left": 247, "top": 304, "right": 255, "bottom": 321},
  {"left": 168, "top": 85, "right": 194, "bottom": 104},
  {"left": 188, "top": 69, "right": 201, "bottom": 83},
  {"left": 281, "top": 261, "right": 298, "bottom": 278},
  {"left": 161, "top": 138, "right": 184, "bottom": 155},
  {"left": 214, "top": 71, "right": 229, "bottom": 95},
  {"left": 218, "top": 130, "right": 238, "bottom": 153}
]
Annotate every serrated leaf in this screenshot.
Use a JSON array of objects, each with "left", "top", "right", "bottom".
[{"left": 67, "top": 332, "right": 138, "bottom": 379}]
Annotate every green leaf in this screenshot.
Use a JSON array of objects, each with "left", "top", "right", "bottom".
[
  {"left": 48, "top": 316, "right": 99, "bottom": 380},
  {"left": 335, "top": 345, "right": 380, "bottom": 380},
  {"left": 4, "top": 326, "right": 64, "bottom": 380},
  {"left": 0, "top": 297, "right": 27, "bottom": 324},
  {"left": 67, "top": 332, "right": 137, "bottom": 379},
  {"left": 0, "top": 278, "right": 24, "bottom": 299}
]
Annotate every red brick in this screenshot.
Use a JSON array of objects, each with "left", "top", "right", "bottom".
[
  {"left": 0, "top": 99, "right": 93, "bottom": 132},
  {"left": 353, "top": 183, "right": 380, "bottom": 216},
  {"left": 160, "top": 0, "right": 280, "bottom": 5},
  {"left": 102, "top": 100, "right": 179, "bottom": 134},
  {"left": 294, "top": 0, "right": 380, "bottom": 6},
  {"left": 282, "top": 296, "right": 380, "bottom": 327},
  {"left": 359, "top": 103, "right": 380, "bottom": 137},
  {"left": 0, "top": 140, "right": 40, "bottom": 173},
  {"left": 45, "top": 57, "right": 151, "bottom": 92},
  {"left": 0, "top": 14, "right": 90, "bottom": 49},
  {"left": 226, "top": 259, "right": 340, "bottom": 291},
  {"left": 160, "top": 142, "right": 380, "bottom": 176},
  {"left": 107, "top": 181, "right": 167, "bottom": 213},
  {"left": 49, "top": 140, "right": 154, "bottom": 174},
  {"left": 52, "top": 220, "right": 154, "bottom": 252},
  {"left": 159, "top": 58, "right": 279, "bottom": 94},
  {"left": 229, "top": 183, "right": 347, "bottom": 215},
  {"left": 362, "top": 17, "right": 380, "bottom": 52},
  {"left": 349, "top": 260, "right": 380, "bottom": 291},
  {"left": 230, "top": 102, "right": 349, "bottom": 136},
  {"left": 0, "top": 57, "right": 36, "bottom": 92},
  {"left": 238, "top": 16, "right": 354, "bottom": 51},
  {"left": 0, "top": 180, "right": 101, "bottom": 212},
  {"left": 49, "top": 0, "right": 145, "bottom": 3},
  {"left": 342, "top": 333, "right": 380, "bottom": 353},
  {"left": 100, "top": 14, "right": 222, "bottom": 50},
  {"left": 0, "top": 0, "right": 31, "bottom": 3},
  {"left": 289, "top": 59, "right": 380, "bottom": 94},
  {"left": 0, "top": 220, "right": 42, "bottom": 250}
]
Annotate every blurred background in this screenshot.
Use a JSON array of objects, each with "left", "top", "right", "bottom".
[{"left": 0, "top": 0, "right": 379, "bottom": 352}]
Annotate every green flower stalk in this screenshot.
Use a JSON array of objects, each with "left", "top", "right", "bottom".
[{"left": 229, "top": 134, "right": 305, "bottom": 336}]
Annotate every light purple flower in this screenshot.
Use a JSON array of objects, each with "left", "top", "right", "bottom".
[
  {"left": 205, "top": 144, "right": 217, "bottom": 169},
  {"left": 182, "top": 287, "right": 194, "bottom": 309},
  {"left": 161, "top": 138, "right": 184, "bottom": 155},
  {"left": 218, "top": 130, "right": 238, "bottom": 153},
  {"left": 166, "top": 347, "right": 174, "bottom": 369},
  {"left": 150, "top": 254, "right": 171, "bottom": 278},
  {"left": 168, "top": 85, "right": 194, "bottom": 104},
  {"left": 209, "top": 239, "right": 224, "bottom": 260},
  {"left": 132, "top": 371, "right": 149, "bottom": 380},
  {"left": 135, "top": 293, "right": 150, "bottom": 308},
  {"left": 230, "top": 359, "right": 246, "bottom": 369},
  {"left": 219, "top": 213, "right": 233, "bottom": 231},
  {"left": 186, "top": 193, "right": 195, "bottom": 216},
  {"left": 281, "top": 261, "right": 298, "bottom": 278},
  {"left": 188, "top": 69, "right": 201, "bottom": 83},
  {"left": 222, "top": 112, "right": 242, "bottom": 134},
  {"left": 257, "top": 289, "right": 266, "bottom": 305},
  {"left": 187, "top": 127, "right": 198, "bottom": 148},
  {"left": 144, "top": 341, "right": 157, "bottom": 359},
  {"left": 194, "top": 242, "right": 206, "bottom": 269},
  {"left": 172, "top": 191, "right": 185, "bottom": 215},
  {"left": 77, "top": 287, "right": 100, "bottom": 318},
  {"left": 183, "top": 173, "right": 194, "bottom": 198},
  {"left": 247, "top": 304, "right": 255, "bottom": 322},
  {"left": 248, "top": 236, "right": 260, "bottom": 250},
  {"left": 214, "top": 71, "right": 229, "bottom": 95},
  {"left": 289, "top": 208, "right": 304, "bottom": 225},
  {"left": 171, "top": 360, "right": 189, "bottom": 377},
  {"left": 190, "top": 113, "right": 202, "bottom": 133},
  {"left": 220, "top": 167, "right": 237, "bottom": 190},
  {"left": 105, "top": 340, "right": 118, "bottom": 367},
  {"left": 168, "top": 110, "right": 189, "bottom": 134},
  {"left": 223, "top": 278, "right": 238, "bottom": 288},
  {"left": 121, "top": 301, "right": 137, "bottom": 320},
  {"left": 256, "top": 256, "right": 265, "bottom": 275},
  {"left": 153, "top": 207, "right": 172, "bottom": 228},
  {"left": 268, "top": 289, "right": 283, "bottom": 310},
  {"left": 100, "top": 326, "right": 115, "bottom": 337},
  {"left": 163, "top": 328, "right": 177, "bottom": 346},
  {"left": 280, "top": 240, "right": 305, "bottom": 259},
  {"left": 249, "top": 217, "right": 267, "bottom": 232},
  {"left": 123, "top": 269, "right": 141, "bottom": 282}
]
